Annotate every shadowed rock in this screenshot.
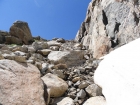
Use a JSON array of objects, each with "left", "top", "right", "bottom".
[{"left": 10, "top": 20, "right": 33, "bottom": 44}]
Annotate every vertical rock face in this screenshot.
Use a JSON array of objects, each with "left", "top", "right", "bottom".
[
  {"left": 75, "top": 0, "right": 140, "bottom": 58},
  {"left": 10, "top": 21, "right": 33, "bottom": 44}
]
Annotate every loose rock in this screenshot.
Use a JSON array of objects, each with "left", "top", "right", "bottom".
[
  {"left": 41, "top": 73, "right": 68, "bottom": 98},
  {"left": 83, "top": 96, "right": 106, "bottom": 105}
]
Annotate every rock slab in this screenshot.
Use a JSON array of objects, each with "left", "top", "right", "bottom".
[
  {"left": 0, "top": 59, "right": 46, "bottom": 105},
  {"left": 48, "top": 51, "right": 85, "bottom": 67}
]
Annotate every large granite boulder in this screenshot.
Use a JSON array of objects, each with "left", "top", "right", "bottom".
[
  {"left": 52, "top": 97, "right": 74, "bottom": 105},
  {"left": 47, "top": 40, "right": 62, "bottom": 47},
  {"left": 83, "top": 96, "right": 106, "bottom": 105},
  {"left": 75, "top": 0, "right": 140, "bottom": 58},
  {"left": 10, "top": 21, "right": 33, "bottom": 44},
  {"left": 0, "top": 59, "right": 46, "bottom": 105},
  {"left": 32, "top": 41, "right": 48, "bottom": 50},
  {"left": 94, "top": 38, "right": 140, "bottom": 105},
  {"left": 38, "top": 49, "right": 52, "bottom": 56},
  {"left": 47, "top": 51, "right": 85, "bottom": 67}
]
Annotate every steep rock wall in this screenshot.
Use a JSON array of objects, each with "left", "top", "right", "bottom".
[{"left": 75, "top": 0, "right": 140, "bottom": 58}]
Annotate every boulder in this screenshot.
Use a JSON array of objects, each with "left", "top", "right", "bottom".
[
  {"left": 56, "top": 38, "right": 65, "bottom": 43},
  {"left": 14, "top": 56, "right": 26, "bottom": 63},
  {"left": 10, "top": 20, "right": 33, "bottom": 44},
  {"left": 85, "top": 84, "right": 102, "bottom": 97},
  {"left": 2, "top": 52, "right": 27, "bottom": 63},
  {"left": 5, "top": 36, "right": 22, "bottom": 45},
  {"left": 1, "top": 45, "right": 12, "bottom": 51},
  {"left": 94, "top": 38, "right": 140, "bottom": 105},
  {"left": 21, "top": 45, "right": 28, "bottom": 53},
  {"left": 50, "top": 46, "right": 59, "bottom": 51},
  {"left": 41, "top": 63, "right": 49, "bottom": 75},
  {"left": 32, "top": 41, "right": 48, "bottom": 50},
  {"left": 72, "top": 77, "right": 81, "bottom": 83},
  {"left": 52, "top": 97, "right": 74, "bottom": 105},
  {"left": 0, "top": 30, "right": 8, "bottom": 44},
  {"left": 33, "top": 36, "right": 41, "bottom": 40},
  {"left": 12, "top": 46, "right": 28, "bottom": 52},
  {"left": 0, "top": 53, "right": 4, "bottom": 60},
  {"left": 77, "top": 89, "right": 86, "bottom": 99},
  {"left": 28, "top": 46, "right": 36, "bottom": 53},
  {"left": 0, "top": 30, "right": 9, "bottom": 36},
  {"left": 14, "top": 51, "right": 26, "bottom": 56},
  {"left": 0, "top": 59, "right": 46, "bottom": 105},
  {"left": 41, "top": 73, "right": 68, "bottom": 98},
  {"left": 1, "top": 50, "right": 12, "bottom": 55},
  {"left": 35, "top": 61, "right": 42, "bottom": 70},
  {"left": 51, "top": 69, "right": 65, "bottom": 79},
  {"left": 32, "top": 53, "right": 43, "bottom": 61},
  {"left": 48, "top": 51, "right": 85, "bottom": 67},
  {"left": 47, "top": 40, "right": 62, "bottom": 47},
  {"left": 38, "top": 49, "right": 52, "bottom": 56},
  {"left": 52, "top": 63, "right": 67, "bottom": 69},
  {"left": 28, "top": 56, "right": 36, "bottom": 63},
  {"left": 26, "top": 59, "right": 34, "bottom": 64},
  {"left": 83, "top": 96, "right": 106, "bottom": 105},
  {"left": 2, "top": 53, "right": 15, "bottom": 60},
  {"left": 79, "top": 81, "right": 89, "bottom": 89}
]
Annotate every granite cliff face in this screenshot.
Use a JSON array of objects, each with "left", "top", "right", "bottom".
[{"left": 75, "top": 0, "right": 140, "bottom": 58}]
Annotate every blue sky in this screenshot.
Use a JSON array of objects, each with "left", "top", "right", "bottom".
[{"left": 0, "top": 0, "right": 91, "bottom": 40}]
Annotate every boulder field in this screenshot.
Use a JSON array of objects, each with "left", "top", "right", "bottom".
[
  {"left": 0, "top": 0, "right": 140, "bottom": 105},
  {"left": 0, "top": 35, "right": 100, "bottom": 105}
]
